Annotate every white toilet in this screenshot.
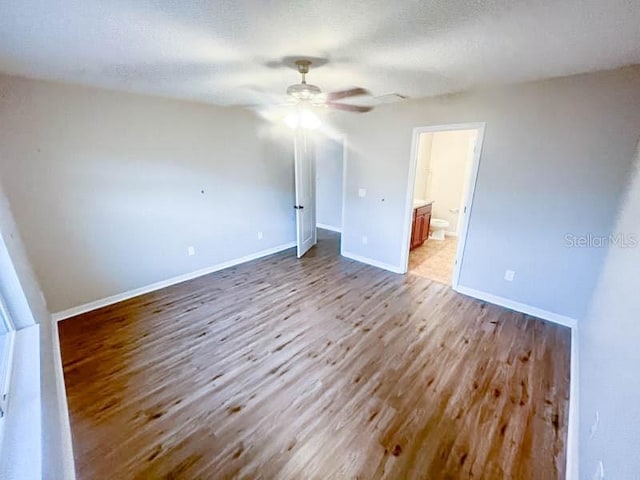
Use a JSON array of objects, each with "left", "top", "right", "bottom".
[{"left": 429, "top": 218, "right": 449, "bottom": 241}]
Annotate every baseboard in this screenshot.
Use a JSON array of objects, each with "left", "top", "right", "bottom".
[
  {"left": 341, "top": 250, "right": 404, "bottom": 274},
  {"left": 445, "top": 231, "right": 459, "bottom": 237},
  {"left": 316, "top": 223, "right": 342, "bottom": 233},
  {"left": 454, "top": 284, "right": 579, "bottom": 479},
  {"left": 49, "top": 319, "right": 76, "bottom": 479},
  {"left": 454, "top": 285, "right": 578, "bottom": 329},
  {"left": 53, "top": 241, "right": 296, "bottom": 321},
  {"left": 566, "top": 326, "right": 579, "bottom": 480}
]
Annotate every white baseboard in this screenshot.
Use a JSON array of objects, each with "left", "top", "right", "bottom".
[
  {"left": 53, "top": 241, "right": 296, "bottom": 321},
  {"left": 453, "top": 285, "right": 578, "bottom": 329},
  {"left": 49, "top": 319, "right": 76, "bottom": 479},
  {"left": 445, "top": 231, "right": 459, "bottom": 237},
  {"left": 566, "top": 326, "right": 579, "bottom": 480},
  {"left": 316, "top": 223, "right": 342, "bottom": 233},
  {"left": 454, "top": 284, "right": 579, "bottom": 479},
  {"left": 341, "top": 250, "right": 404, "bottom": 274}
]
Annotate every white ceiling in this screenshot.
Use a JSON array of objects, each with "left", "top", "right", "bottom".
[{"left": 0, "top": 0, "right": 639, "bottom": 106}]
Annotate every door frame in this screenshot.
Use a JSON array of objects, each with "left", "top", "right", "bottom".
[
  {"left": 337, "top": 133, "right": 347, "bottom": 234},
  {"left": 400, "top": 122, "right": 486, "bottom": 289},
  {"left": 339, "top": 134, "right": 348, "bottom": 257}
]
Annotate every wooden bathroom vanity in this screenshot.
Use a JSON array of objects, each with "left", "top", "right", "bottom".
[{"left": 410, "top": 201, "right": 432, "bottom": 250}]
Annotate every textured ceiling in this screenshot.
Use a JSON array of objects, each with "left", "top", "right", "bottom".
[{"left": 0, "top": 0, "right": 639, "bottom": 106}]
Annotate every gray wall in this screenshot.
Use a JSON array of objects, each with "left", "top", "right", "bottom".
[
  {"left": 337, "top": 66, "right": 640, "bottom": 321},
  {"left": 579, "top": 144, "right": 640, "bottom": 479},
  {"left": 0, "top": 74, "right": 296, "bottom": 313},
  {"left": 315, "top": 137, "right": 343, "bottom": 230}
]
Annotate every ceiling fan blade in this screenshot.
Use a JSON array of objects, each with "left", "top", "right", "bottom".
[
  {"left": 326, "top": 87, "right": 370, "bottom": 102},
  {"left": 327, "top": 102, "right": 373, "bottom": 113}
]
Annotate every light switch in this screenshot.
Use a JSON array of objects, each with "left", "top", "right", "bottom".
[{"left": 358, "top": 188, "right": 366, "bottom": 198}]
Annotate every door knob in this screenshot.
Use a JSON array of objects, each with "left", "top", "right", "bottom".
[{"left": 294, "top": 205, "right": 304, "bottom": 209}]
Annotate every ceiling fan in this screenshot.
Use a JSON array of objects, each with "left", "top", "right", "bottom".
[{"left": 285, "top": 59, "right": 373, "bottom": 114}]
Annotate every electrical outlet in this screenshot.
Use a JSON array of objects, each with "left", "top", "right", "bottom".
[
  {"left": 362, "top": 235, "right": 368, "bottom": 245},
  {"left": 257, "top": 231, "right": 263, "bottom": 240},
  {"left": 187, "top": 246, "right": 195, "bottom": 256},
  {"left": 590, "top": 411, "right": 599, "bottom": 438},
  {"left": 358, "top": 188, "right": 367, "bottom": 198},
  {"left": 504, "top": 270, "right": 516, "bottom": 282}
]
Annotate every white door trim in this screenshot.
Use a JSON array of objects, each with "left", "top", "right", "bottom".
[
  {"left": 339, "top": 134, "right": 349, "bottom": 257},
  {"left": 400, "top": 122, "right": 486, "bottom": 289}
]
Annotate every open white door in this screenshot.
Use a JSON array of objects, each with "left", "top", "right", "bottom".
[{"left": 294, "top": 130, "right": 317, "bottom": 258}]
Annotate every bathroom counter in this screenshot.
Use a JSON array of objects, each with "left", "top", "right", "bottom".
[{"left": 413, "top": 199, "right": 433, "bottom": 209}]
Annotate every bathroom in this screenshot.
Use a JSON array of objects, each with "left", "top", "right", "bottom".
[{"left": 408, "top": 128, "right": 479, "bottom": 284}]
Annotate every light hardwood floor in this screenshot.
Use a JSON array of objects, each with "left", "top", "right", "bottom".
[{"left": 59, "top": 230, "right": 570, "bottom": 479}]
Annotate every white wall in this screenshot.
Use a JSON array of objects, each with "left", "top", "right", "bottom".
[
  {"left": 579, "top": 143, "right": 640, "bottom": 479},
  {"left": 425, "top": 129, "right": 477, "bottom": 233},
  {"left": 0, "top": 74, "right": 296, "bottom": 313},
  {"left": 315, "top": 137, "right": 343, "bottom": 230},
  {"left": 338, "top": 66, "right": 640, "bottom": 321}
]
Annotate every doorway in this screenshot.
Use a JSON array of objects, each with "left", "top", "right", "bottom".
[
  {"left": 402, "top": 123, "right": 485, "bottom": 287},
  {"left": 315, "top": 136, "right": 344, "bottom": 233},
  {"left": 312, "top": 134, "right": 345, "bottom": 257},
  {"left": 294, "top": 131, "right": 346, "bottom": 258}
]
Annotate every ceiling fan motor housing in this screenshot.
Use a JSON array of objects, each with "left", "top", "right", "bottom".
[
  {"left": 286, "top": 82, "right": 322, "bottom": 100},
  {"left": 287, "top": 59, "right": 322, "bottom": 100}
]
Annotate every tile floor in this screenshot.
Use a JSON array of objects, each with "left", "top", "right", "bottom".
[{"left": 408, "top": 236, "right": 458, "bottom": 284}]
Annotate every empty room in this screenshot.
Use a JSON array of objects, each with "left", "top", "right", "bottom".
[{"left": 0, "top": 1, "right": 639, "bottom": 479}]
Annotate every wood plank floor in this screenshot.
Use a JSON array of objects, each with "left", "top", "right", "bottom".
[{"left": 59, "top": 230, "right": 570, "bottom": 479}]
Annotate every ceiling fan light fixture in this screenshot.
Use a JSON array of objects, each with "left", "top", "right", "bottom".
[
  {"left": 284, "top": 108, "right": 320, "bottom": 130},
  {"left": 284, "top": 112, "right": 300, "bottom": 129},
  {"left": 280, "top": 58, "right": 373, "bottom": 115},
  {"left": 286, "top": 82, "right": 322, "bottom": 100},
  {"left": 299, "top": 109, "right": 320, "bottom": 129}
]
